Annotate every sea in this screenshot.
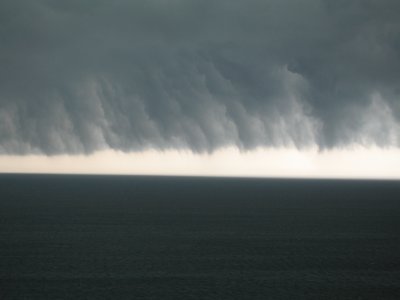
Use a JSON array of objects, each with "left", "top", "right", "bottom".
[{"left": 0, "top": 174, "right": 399, "bottom": 299}]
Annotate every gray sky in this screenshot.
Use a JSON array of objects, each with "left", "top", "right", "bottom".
[{"left": 1, "top": 0, "right": 400, "bottom": 155}]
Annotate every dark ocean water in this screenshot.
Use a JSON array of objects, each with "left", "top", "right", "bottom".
[{"left": 0, "top": 175, "right": 400, "bottom": 299}]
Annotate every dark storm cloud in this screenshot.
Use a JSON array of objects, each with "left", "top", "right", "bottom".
[{"left": 1, "top": 0, "right": 399, "bottom": 154}]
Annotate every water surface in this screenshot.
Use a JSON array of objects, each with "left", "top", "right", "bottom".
[{"left": 0, "top": 175, "right": 399, "bottom": 299}]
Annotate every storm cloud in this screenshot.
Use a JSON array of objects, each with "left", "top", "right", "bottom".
[{"left": 1, "top": 0, "right": 399, "bottom": 154}]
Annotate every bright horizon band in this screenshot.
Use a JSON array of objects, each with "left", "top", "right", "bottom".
[{"left": 1, "top": 146, "right": 400, "bottom": 179}]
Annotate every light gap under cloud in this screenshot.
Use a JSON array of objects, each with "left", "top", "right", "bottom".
[{"left": 1, "top": 146, "right": 400, "bottom": 179}]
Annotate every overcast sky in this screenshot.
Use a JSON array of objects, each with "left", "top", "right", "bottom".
[{"left": 1, "top": 0, "right": 399, "bottom": 177}]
